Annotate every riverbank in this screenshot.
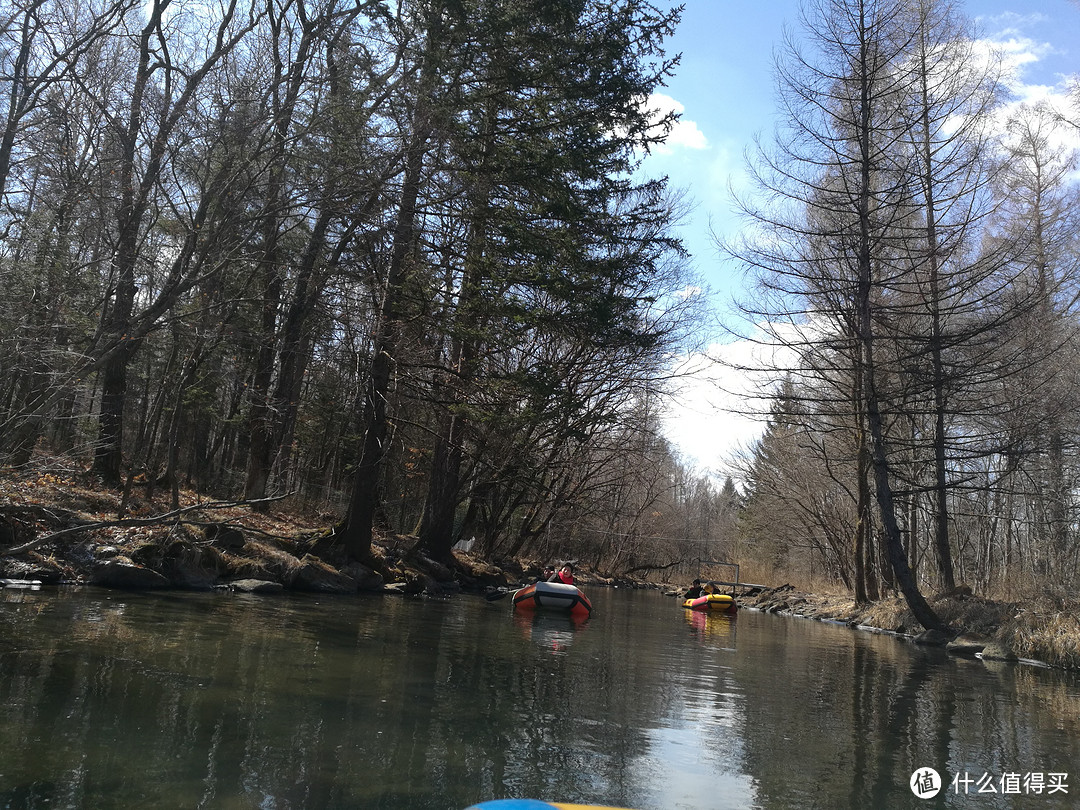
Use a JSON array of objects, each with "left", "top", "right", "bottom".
[
  {"left": 726, "top": 583, "right": 1080, "bottom": 672},
  {"left": 3, "top": 466, "right": 1079, "bottom": 670}
]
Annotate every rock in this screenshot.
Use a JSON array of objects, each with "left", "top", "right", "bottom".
[
  {"left": 914, "top": 628, "right": 954, "bottom": 647},
  {"left": 977, "top": 642, "right": 1019, "bottom": 662},
  {"left": 163, "top": 541, "right": 227, "bottom": 590},
  {"left": 418, "top": 555, "right": 453, "bottom": 582},
  {"left": 225, "top": 557, "right": 278, "bottom": 582},
  {"left": 0, "top": 514, "right": 18, "bottom": 548},
  {"left": 203, "top": 523, "right": 245, "bottom": 550},
  {"left": 396, "top": 570, "right": 430, "bottom": 595},
  {"left": 422, "top": 574, "right": 441, "bottom": 596},
  {"left": 457, "top": 556, "right": 509, "bottom": 589},
  {"left": 89, "top": 560, "right": 170, "bottom": 590},
  {"left": 947, "top": 635, "right": 987, "bottom": 657},
  {"left": 288, "top": 553, "right": 358, "bottom": 594},
  {"left": 1, "top": 559, "right": 63, "bottom": 584},
  {"left": 341, "top": 561, "right": 384, "bottom": 593},
  {"left": 227, "top": 579, "right": 284, "bottom": 594}
]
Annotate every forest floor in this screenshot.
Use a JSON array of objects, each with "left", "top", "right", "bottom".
[{"left": 2, "top": 463, "right": 1079, "bottom": 670}]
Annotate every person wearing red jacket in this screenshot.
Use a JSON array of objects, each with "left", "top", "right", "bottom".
[{"left": 548, "top": 563, "right": 574, "bottom": 585}]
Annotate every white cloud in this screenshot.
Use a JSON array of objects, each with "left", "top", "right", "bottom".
[
  {"left": 661, "top": 359, "right": 758, "bottom": 479},
  {"left": 995, "top": 35, "right": 1057, "bottom": 97},
  {"left": 977, "top": 12, "right": 1073, "bottom": 102},
  {"left": 661, "top": 313, "right": 841, "bottom": 482},
  {"left": 662, "top": 329, "right": 795, "bottom": 480},
  {"left": 976, "top": 41, "right": 1079, "bottom": 156},
  {"left": 675, "top": 284, "right": 704, "bottom": 299},
  {"left": 648, "top": 93, "right": 709, "bottom": 154},
  {"left": 963, "top": 16, "right": 1080, "bottom": 159}
]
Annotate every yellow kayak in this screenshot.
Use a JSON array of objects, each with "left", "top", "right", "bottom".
[{"left": 682, "top": 592, "right": 737, "bottom": 614}]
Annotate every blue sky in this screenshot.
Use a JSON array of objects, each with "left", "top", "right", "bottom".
[{"left": 648, "top": 0, "right": 1080, "bottom": 479}]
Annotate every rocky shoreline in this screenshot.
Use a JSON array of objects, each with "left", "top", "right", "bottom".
[
  {"left": 2, "top": 545, "right": 1075, "bottom": 670},
  {"left": 725, "top": 583, "right": 1076, "bottom": 669},
  {"left": 0, "top": 518, "right": 511, "bottom": 598},
  {"left": 2, "top": 469, "right": 1078, "bottom": 670}
]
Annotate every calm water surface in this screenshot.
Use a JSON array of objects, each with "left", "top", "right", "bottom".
[{"left": 1, "top": 585, "right": 1078, "bottom": 809}]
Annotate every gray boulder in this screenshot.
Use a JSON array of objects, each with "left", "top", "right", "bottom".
[
  {"left": 977, "top": 642, "right": 1019, "bottom": 662},
  {"left": 946, "top": 635, "right": 987, "bottom": 657},
  {"left": 288, "top": 554, "right": 358, "bottom": 594},
  {"left": 90, "top": 560, "right": 170, "bottom": 590},
  {"left": 228, "top": 579, "right": 284, "bottom": 594}
]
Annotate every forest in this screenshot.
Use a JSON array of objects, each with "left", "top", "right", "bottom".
[
  {"left": 0, "top": 0, "right": 729, "bottom": 578},
  {"left": 0, "top": 0, "right": 1078, "bottom": 627},
  {"left": 730, "top": 0, "right": 1080, "bottom": 628}
]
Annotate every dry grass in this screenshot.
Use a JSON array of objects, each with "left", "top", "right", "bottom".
[
  {"left": 850, "top": 598, "right": 915, "bottom": 631},
  {"left": 219, "top": 539, "right": 305, "bottom": 580},
  {"left": 930, "top": 594, "right": 1021, "bottom": 636},
  {"left": 0, "top": 464, "right": 324, "bottom": 541},
  {"left": 998, "top": 610, "right": 1080, "bottom": 670},
  {"left": 741, "top": 583, "right": 1080, "bottom": 670}
]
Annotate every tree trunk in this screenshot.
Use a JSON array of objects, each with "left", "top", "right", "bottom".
[
  {"left": 418, "top": 414, "right": 465, "bottom": 562},
  {"left": 855, "top": 3, "right": 942, "bottom": 630},
  {"left": 337, "top": 115, "right": 430, "bottom": 561}
]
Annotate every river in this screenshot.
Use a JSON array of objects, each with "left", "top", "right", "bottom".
[{"left": 1, "top": 584, "right": 1077, "bottom": 809}]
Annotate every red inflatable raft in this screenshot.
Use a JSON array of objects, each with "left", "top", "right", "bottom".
[{"left": 512, "top": 581, "right": 592, "bottom": 619}]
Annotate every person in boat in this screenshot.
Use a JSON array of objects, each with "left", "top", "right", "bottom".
[
  {"left": 548, "top": 563, "right": 574, "bottom": 585},
  {"left": 683, "top": 579, "right": 704, "bottom": 599},
  {"left": 537, "top": 565, "right": 555, "bottom": 584}
]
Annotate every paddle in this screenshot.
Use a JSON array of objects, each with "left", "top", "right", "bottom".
[{"left": 485, "top": 585, "right": 523, "bottom": 602}]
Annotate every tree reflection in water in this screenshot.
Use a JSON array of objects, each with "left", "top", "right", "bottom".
[{"left": 1, "top": 587, "right": 1078, "bottom": 809}]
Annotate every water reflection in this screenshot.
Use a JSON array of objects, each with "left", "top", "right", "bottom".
[
  {"left": 729, "top": 615, "right": 1080, "bottom": 810},
  {"left": 1, "top": 588, "right": 1078, "bottom": 809},
  {"left": 684, "top": 609, "right": 737, "bottom": 650},
  {"left": 511, "top": 611, "right": 589, "bottom": 655}
]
